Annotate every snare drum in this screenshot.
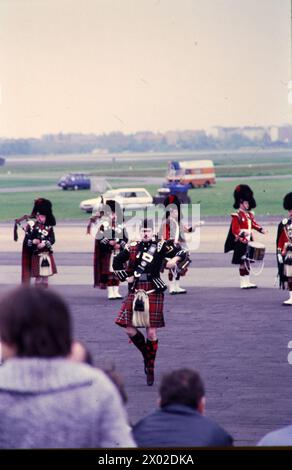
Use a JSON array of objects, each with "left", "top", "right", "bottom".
[{"left": 246, "top": 242, "right": 265, "bottom": 262}]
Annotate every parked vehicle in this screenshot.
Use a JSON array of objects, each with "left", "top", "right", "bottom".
[
  {"left": 153, "top": 182, "right": 191, "bottom": 205},
  {"left": 79, "top": 188, "right": 153, "bottom": 213},
  {"left": 167, "top": 160, "right": 216, "bottom": 187},
  {"left": 58, "top": 173, "right": 91, "bottom": 190}
]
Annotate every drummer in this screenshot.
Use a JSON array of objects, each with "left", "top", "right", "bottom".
[
  {"left": 224, "top": 184, "right": 266, "bottom": 289},
  {"left": 277, "top": 192, "right": 292, "bottom": 305}
]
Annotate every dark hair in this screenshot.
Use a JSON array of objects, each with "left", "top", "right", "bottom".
[
  {"left": 159, "top": 368, "right": 205, "bottom": 410},
  {"left": 0, "top": 286, "right": 72, "bottom": 358}
]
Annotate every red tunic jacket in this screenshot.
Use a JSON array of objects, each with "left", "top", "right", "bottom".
[
  {"left": 277, "top": 219, "right": 292, "bottom": 255},
  {"left": 231, "top": 210, "right": 263, "bottom": 243}
]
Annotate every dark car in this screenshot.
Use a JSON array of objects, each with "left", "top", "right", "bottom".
[
  {"left": 58, "top": 173, "right": 91, "bottom": 190},
  {"left": 153, "top": 182, "right": 191, "bottom": 205}
]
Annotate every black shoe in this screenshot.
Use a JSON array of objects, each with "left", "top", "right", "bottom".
[{"left": 146, "top": 369, "right": 154, "bottom": 386}]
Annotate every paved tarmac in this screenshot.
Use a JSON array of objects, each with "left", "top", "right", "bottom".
[{"left": 1, "top": 223, "right": 292, "bottom": 446}]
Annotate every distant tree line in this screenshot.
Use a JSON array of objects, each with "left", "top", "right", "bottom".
[{"left": 0, "top": 130, "right": 289, "bottom": 156}]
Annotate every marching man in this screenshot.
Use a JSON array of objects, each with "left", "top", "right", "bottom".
[
  {"left": 224, "top": 185, "right": 266, "bottom": 289},
  {"left": 159, "top": 194, "right": 201, "bottom": 294},
  {"left": 277, "top": 192, "right": 292, "bottom": 305},
  {"left": 113, "top": 219, "right": 187, "bottom": 386},
  {"left": 87, "top": 200, "right": 128, "bottom": 300}
]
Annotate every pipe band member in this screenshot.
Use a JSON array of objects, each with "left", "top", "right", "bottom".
[
  {"left": 91, "top": 200, "right": 128, "bottom": 300},
  {"left": 23, "top": 198, "right": 57, "bottom": 288},
  {"left": 277, "top": 192, "right": 292, "bottom": 305},
  {"left": 159, "top": 194, "right": 196, "bottom": 295},
  {"left": 113, "top": 218, "right": 187, "bottom": 386},
  {"left": 224, "top": 185, "right": 265, "bottom": 289}
]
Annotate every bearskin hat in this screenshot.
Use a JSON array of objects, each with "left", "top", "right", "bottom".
[
  {"left": 283, "top": 192, "right": 292, "bottom": 211},
  {"left": 233, "top": 184, "right": 256, "bottom": 210},
  {"left": 103, "top": 199, "right": 123, "bottom": 222},
  {"left": 31, "top": 198, "right": 56, "bottom": 226},
  {"left": 140, "top": 218, "right": 154, "bottom": 230},
  {"left": 163, "top": 194, "right": 181, "bottom": 222},
  {"left": 163, "top": 194, "right": 181, "bottom": 208}
]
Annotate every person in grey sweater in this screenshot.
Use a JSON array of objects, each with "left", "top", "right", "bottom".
[{"left": 0, "top": 286, "right": 135, "bottom": 449}]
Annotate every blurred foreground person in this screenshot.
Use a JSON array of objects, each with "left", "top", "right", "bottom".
[
  {"left": 133, "top": 368, "right": 233, "bottom": 447},
  {"left": 0, "top": 286, "right": 135, "bottom": 449},
  {"left": 258, "top": 424, "right": 292, "bottom": 446},
  {"left": 69, "top": 341, "right": 128, "bottom": 404}
]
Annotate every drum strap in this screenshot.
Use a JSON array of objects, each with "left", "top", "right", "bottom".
[{"left": 246, "top": 216, "right": 252, "bottom": 239}]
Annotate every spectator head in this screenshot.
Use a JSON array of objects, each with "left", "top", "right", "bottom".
[
  {"left": 69, "top": 341, "right": 94, "bottom": 366},
  {"left": 0, "top": 286, "right": 72, "bottom": 360},
  {"left": 103, "top": 366, "right": 128, "bottom": 405},
  {"left": 159, "top": 368, "right": 206, "bottom": 414}
]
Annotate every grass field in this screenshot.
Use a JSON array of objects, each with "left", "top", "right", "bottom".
[
  {"left": 188, "top": 178, "right": 291, "bottom": 216},
  {"left": 0, "top": 178, "right": 290, "bottom": 221},
  {"left": 0, "top": 149, "right": 291, "bottom": 220}
]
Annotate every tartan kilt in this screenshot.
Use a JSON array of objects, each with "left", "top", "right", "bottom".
[
  {"left": 31, "top": 252, "right": 57, "bottom": 277},
  {"left": 115, "top": 281, "right": 165, "bottom": 329},
  {"left": 93, "top": 241, "right": 119, "bottom": 288},
  {"left": 21, "top": 243, "right": 32, "bottom": 284}
]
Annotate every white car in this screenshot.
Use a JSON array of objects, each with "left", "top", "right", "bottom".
[{"left": 79, "top": 188, "right": 153, "bottom": 213}]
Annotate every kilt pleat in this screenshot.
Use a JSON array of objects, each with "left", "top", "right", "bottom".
[{"left": 21, "top": 244, "right": 32, "bottom": 284}]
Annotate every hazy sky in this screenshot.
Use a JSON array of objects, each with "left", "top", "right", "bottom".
[{"left": 0, "top": 0, "right": 290, "bottom": 138}]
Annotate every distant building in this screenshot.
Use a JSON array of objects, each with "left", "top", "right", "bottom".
[
  {"left": 269, "top": 125, "right": 292, "bottom": 142},
  {"left": 207, "top": 126, "right": 268, "bottom": 141},
  {"left": 241, "top": 127, "right": 267, "bottom": 141}
]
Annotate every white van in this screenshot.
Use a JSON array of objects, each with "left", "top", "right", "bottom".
[{"left": 167, "top": 160, "right": 216, "bottom": 187}]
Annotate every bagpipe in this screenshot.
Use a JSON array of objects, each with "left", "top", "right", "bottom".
[{"left": 13, "top": 215, "right": 32, "bottom": 241}]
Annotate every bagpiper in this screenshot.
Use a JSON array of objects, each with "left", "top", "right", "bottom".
[
  {"left": 113, "top": 218, "right": 187, "bottom": 386},
  {"left": 277, "top": 192, "right": 292, "bottom": 305},
  {"left": 87, "top": 200, "right": 128, "bottom": 300},
  {"left": 159, "top": 194, "right": 200, "bottom": 294},
  {"left": 224, "top": 184, "right": 266, "bottom": 289},
  {"left": 15, "top": 198, "right": 57, "bottom": 288}
]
